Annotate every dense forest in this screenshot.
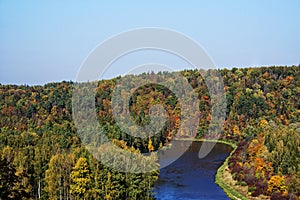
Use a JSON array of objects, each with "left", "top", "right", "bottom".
[{"left": 0, "top": 65, "right": 299, "bottom": 199}]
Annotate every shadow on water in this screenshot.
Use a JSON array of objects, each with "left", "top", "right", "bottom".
[{"left": 154, "top": 141, "right": 232, "bottom": 200}]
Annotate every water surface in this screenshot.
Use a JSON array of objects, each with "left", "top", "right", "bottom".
[{"left": 154, "top": 141, "right": 232, "bottom": 200}]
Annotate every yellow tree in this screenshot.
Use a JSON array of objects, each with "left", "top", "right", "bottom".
[
  {"left": 148, "top": 139, "right": 154, "bottom": 152},
  {"left": 232, "top": 125, "right": 241, "bottom": 136},
  {"left": 70, "top": 157, "right": 91, "bottom": 200},
  {"left": 45, "top": 154, "right": 64, "bottom": 200},
  {"left": 268, "top": 175, "right": 288, "bottom": 196},
  {"left": 45, "top": 153, "right": 75, "bottom": 200}
]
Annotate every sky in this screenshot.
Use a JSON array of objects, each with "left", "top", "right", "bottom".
[{"left": 0, "top": 0, "right": 299, "bottom": 85}]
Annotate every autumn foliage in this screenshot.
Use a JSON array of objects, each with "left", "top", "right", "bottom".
[{"left": 0, "top": 66, "right": 299, "bottom": 199}]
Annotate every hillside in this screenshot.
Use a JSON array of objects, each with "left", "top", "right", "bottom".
[{"left": 0, "top": 65, "right": 299, "bottom": 199}]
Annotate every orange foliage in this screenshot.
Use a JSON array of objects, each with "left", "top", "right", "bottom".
[
  {"left": 253, "top": 157, "right": 272, "bottom": 177},
  {"left": 259, "top": 119, "right": 268, "bottom": 127},
  {"left": 202, "top": 95, "right": 209, "bottom": 100},
  {"left": 174, "top": 116, "right": 180, "bottom": 129},
  {"left": 232, "top": 125, "right": 241, "bottom": 135},
  {"left": 285, "top": 76, "right": 293, "bottom": 83},
  {"left": 268, "top": 175, "right": 288, "bottom": 196},
  {"left": 247, "top": 136, "right": 264, "bottom": 158}
]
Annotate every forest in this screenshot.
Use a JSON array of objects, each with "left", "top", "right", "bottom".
[{"left": 0, "top": 65, "right": 299, "bottom": 199}]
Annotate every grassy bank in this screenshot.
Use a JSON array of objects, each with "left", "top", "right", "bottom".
[
  {"left": 214, "top": 142, "right": 248, "bottom": 200},
  {"left": 174, "top": 137, "right": 237, "bottom": 146}
]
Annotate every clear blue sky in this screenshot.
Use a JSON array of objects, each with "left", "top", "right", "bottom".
[{"left": 1, "top": 0, "right": 299, "bottom": 85}]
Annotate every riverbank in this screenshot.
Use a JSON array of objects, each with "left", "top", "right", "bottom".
[
  {"left": 175, "top": 137, "right": 237, "bottom": 146},
  {"left": 173, "top": 138, "right": 272, "bottom": 199},
  {"left": 214, "top": 142, "right": 249, "bottom": 200},
  {"left": 176, "top": 138, "right": 249, "bottom": 200},
  {"left": 212, "top": 140, "right": 270, "bottom": 200}
]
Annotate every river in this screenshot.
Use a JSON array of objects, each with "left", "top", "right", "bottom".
[{"left": 154, "top": 141, "right": 232, "bottom": 200}]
